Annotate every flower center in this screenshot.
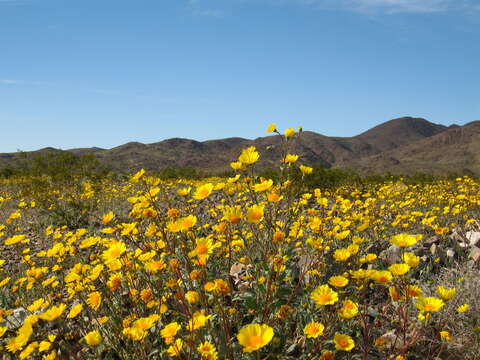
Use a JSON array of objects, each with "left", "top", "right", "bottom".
[
  {"left": 197, "top": 245, "right": 208, "bottom": 255},
  {"left": 110, "top": 248, "right": 121, "bottom": 258},
  {"left": 319, "top": 294, "right": 331, "bottom": 303},
  {"left": 339, "top": 339, "right": 348, "bottom": 348},
  {"left": 249, "top": 335, "right": 264, "bottom": 347}
]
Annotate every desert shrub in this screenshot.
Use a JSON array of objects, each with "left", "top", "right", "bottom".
[{"left": 156, "top": 167, "right": 207, "bottom": 180}]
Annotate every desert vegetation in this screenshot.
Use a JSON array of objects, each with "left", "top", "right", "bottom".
[{"left": 0, "top": 125, "right": 479, "bottom": 359}]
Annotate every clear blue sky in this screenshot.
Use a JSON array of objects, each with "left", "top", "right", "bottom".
[{"left": 1, "top": 0, "right": 479, "bottom": 152}]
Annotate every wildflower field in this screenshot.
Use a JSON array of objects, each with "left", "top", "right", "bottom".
[{"left": 1, "top": 126, "right": 479, "bottom": 360}]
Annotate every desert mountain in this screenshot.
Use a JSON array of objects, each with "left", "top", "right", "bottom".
[
  {"left": 1, "top": 116, "right": 478, "bottom": 175},
  {"left": 354, "top": 117, "right": 449, "bottom": 152},
  {"left": 340, "top": 120, "right": 480, "bottom": 175}
]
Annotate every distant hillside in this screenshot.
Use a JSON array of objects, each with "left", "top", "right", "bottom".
[
  {"left": 2, "top": 116, "right": 478, "bottom": 176},
  {"left": 355, "top": 117, "right": 450, "bottom": 152},
  {"left": 340, "top": 120, "right": 480, "bottom": 175}
]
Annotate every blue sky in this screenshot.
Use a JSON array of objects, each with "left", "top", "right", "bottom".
[{"left": 1, "top": 0, "right": 479, "bottom": 152}]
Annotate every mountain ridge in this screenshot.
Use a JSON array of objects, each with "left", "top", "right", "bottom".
[{"left": 2, "top": 116, "right": 478, "bottom": 175}]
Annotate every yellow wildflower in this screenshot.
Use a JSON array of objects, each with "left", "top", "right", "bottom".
[
  {"left": 238, "top": 146, "right": 260, "bottom": 165},
  {"left": 284, "top": 128, "right": 295, "bottom": 137},
  {"left": 160, "top": 322, "right": 181, "bottom": 344},
  {"left": 193, "top": 183, "right": 214, "bottom": 200},
  {"left": 333, "top": 333, "right": 355, "bottom": 351},
  {"left": 266, "top": 123, "right": 276, "bottom": 133},
  {"left": 197, "top": 341, "right": 218, "bottom": 359},
  {"left": 84, "top": 330, "right": 102, "bottom": 346},
  {"left": 237, "top": 323, "right": 274, "bottom": 353},
  {"left": 310, "top": 285, "right": 338, "bottom": 306},
  {"left": 246, "top": 204, "right": 264, "bottom": 223},
  {"left": 440, "top": 331, "right": 452, "bottom": 341},
  {"left": 87, "top": 292, "right": 102, "bottom": 310},
  {"left": 328, "top": 275, "right": 349, "bottom": 288},
  {"left": 101, "top": 211, "right": 115, "bottom": 224},
  {"left": 402, "top": 252, "right": 420, "bottom": 267},
  {"left": 299, "top": 165, "right": 313, "bottom": 174},
  {"left": 405, "top": 285, "right": 423, "bottom": 298},
  {"left": 39, "top": 304, "right": 67, "bottom": 321},
  {"left": 388, "top": 263, "right": 410, "bottom": 276},
  {"left": 436, "top": 286, "right": 456, "bottom": 301},
  {"left": 304, "top": 322, "right": 325, "bottom": 338},
  {"left": 390, "top": 234, "right": 421, "bottom": 247},
  {"left": 101, "top": 242, "right": 126, "bottom": 264},
  {"left": 338, "top": 300, "right": 359, "bottom": 319},
  {"left": 254, "top": 179, "right": 273, "bottom": 192},
  {"left": 415, "top": 297, "right": 444, "bottom": 312},
  {"left": 333, "top": 248, "right": 351, "bottom": 262},
  {"left": 166, "top": 338, "right": 183, "bottom": 357},
  {"left": 188, "top": 311, "right": 212, "bottom": 331},
  {"left": 281, "top": 154, "right": 299, "bottom": 164},
  {"left": 130, "top": 168, "right": 145, "bottom": 182},
  {"left": 185, "top": 291, "right": 200, "bottom": 304}
]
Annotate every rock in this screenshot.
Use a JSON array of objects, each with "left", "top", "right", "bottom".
[
  {"left": 425, "top": 235, "right": 439, "bottom": 244},
  {"left": 466, "top": 231, "right": 480, "bottom": 247},
  {"left": 229, "top": 263, "right": 252, "bottom": 291},
  {"left": 450, "top": 230, "right": 464, "bottom": 243},
  {"left": 470, "top": 247, "right": 480, "bottom": 262},
  {"left": 379, "top": 330, "right": 405, "bottom": 350},
  {"left": 6, "top": 307, "right": 27, "bottom": 328},
  {"left": 458, "top": 241, "right": 470, "bottom": 248},
  {"left": 380, "top": 245, "right": 402, "bottom": 265},
  {"left": 294, "top": 254, "right": 314, "bottom": 284}
]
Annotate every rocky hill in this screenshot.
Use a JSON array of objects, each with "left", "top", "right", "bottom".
[{"left": 2, "top": 116, "right": 479, "bottom": 175}]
